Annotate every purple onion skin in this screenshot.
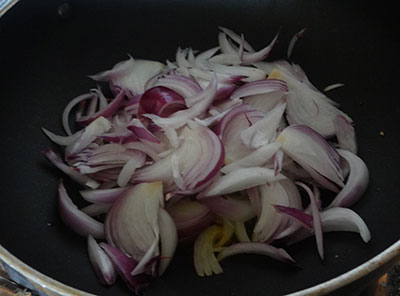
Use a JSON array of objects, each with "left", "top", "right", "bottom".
[{"left": 138, "top": 86, "right": 187, "bottom": 119}]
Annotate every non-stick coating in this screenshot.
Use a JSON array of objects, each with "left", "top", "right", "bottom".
[{"left": 0, "top": 0, "right": 399, "bottom": 295}]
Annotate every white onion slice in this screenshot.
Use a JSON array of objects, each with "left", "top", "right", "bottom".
[
  {"left": 217, "top": 242, "right": 295, "bottom": 265},
  {"left": 158, "top": 208, "right": 178, "bottom": 275},
  {"left": 58, "top": 180, "right": 104, "bottom": 239},
  {"left": 321, "top": 207, "right": 371, "bottom": 243},
  {"left": 87, "top": 235, "right": 117, "bottom": 285},
  {"left": 200, "top": 167, "right": 286, "bottom": 198}
]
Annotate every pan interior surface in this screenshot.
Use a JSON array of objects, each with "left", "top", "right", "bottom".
[{"left": 0, "top": 0, "right": 399, "bottom": 295}]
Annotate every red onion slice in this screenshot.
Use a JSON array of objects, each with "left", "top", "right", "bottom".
[
  {"left": 81, "top": 204, "right": 111, "bottom": 217},
  {"left": 77, "top": 90, "right": 126, "bottom": 125},
  {"left": 42, "top": 128, "right": 83, "bottom": 146},
  {"left": 240, "top": 102, "right": 286, "bottom": 149},
  {"left": 144, "top": 74, "right": 217, "bottom": 129},
  {"left": 58, "top": 180, "right": 104, "bottom": 239},
  {"left": 296, "top": 182, "right": 324, "bottom": 260},
  {"left": 221, "top": 142, "right": 280, "bottom": 174},
  {"left": 328, "top": 149, "right": 369, "bottom": 208},
  {"left": 277, "top": 124, "right": 344, "bottom": 190},
  {"left": 287, "top": 28, "right": 307, "bottom": 59},
  {"left": 217, "top": 242, "right": 295, "bottom": 265},
  {"left": 200, "top": 167, "right": 286, "bottom": 198},
  {"left": 167, "top": 200, "right": 213, "bottom": 240},
  {"left": 201, "top": 195, "right": 255, "bottom": 222},
  {"left": 154, "top": 75, "right": 202, "bottom": 99},
  {"left": 333, "top": 115, "right": 357, "bottom": 154},
  {"left": 62, "top": 93, "right": 94, "bottom": 135},
  {"left": 44, "top": 149, "right": 100, "bottom": 189},
  {"left": 87, "top": 235, "right": 117, "bottom": 286},
  {"left": 219, "top": 27, "right": 255, "bottom": 53},
  {"left": 127, "top": 118, "right": 161, "bottom": 144},
  {"left": 158, "top": 208, "right": 178, "bottom": 275},
  {"left": 90, "top": 57, "right": 165, "bottom": 98},
  {"left": 100, "top": 243, "right": 151, "bottom": 294},
  {"left": 253, "top": 182, "right": 290, "bottom": 242},
  {"left": 117, "top": 153, "right": 147, "bottom": 187},
  {"left": 273, "top": 205, "right": 313, "bottom": 229},
  {"left": 230, "top": 79, "right": 288, "bottom": 100},
  {"left": 80, "top": 187, "right": 128, "bottom": 204}
]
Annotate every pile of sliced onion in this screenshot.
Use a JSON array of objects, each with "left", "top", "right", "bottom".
[{"left": 43, "top": 27, "right": 370, "bottom": 292}]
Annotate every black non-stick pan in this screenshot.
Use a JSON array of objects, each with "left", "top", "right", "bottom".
[{"left": 1, "top": 0, "right": 400, "bottom": 295}]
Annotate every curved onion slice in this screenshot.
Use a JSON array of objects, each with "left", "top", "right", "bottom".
[
  {"left": 221, "top": 143, "right": 280, "bottom": 174},
  {"left": 296, "top": 182, "right": 324, "bottom": 260},
  {"left": 167, "top": 199, "right": 213, "bottom": 240},
  {"left": 158, "top": 208, "right": 178, "bottom": 275},
  {"left": 90, "top": 57, "right": 165, "bottom": 97},
  {"left": 144, "top": 74, "right": 217, "bottom": 129},
  {"left": 154, "top": 75, "right": 202, "bottom": 99},
  {"left": 42, "top": 128, "right": 83, "bottom": 146},
  {"left": 200, "top": 167, "right": 286, "bottom": 198},
  {"left": 277, "top": 124, "right": 344, "bottom": 191},
  {"left": 58, "top": 180, "right": 104, "bottom": 239},
  {"left": 105, "top": 182, "right": 163, "bottom": 262},
  {"left": 80, "top": 187, "right": 128, "bottom": 204},
  {"left": 321, "top": 207, "right": 371, "bottom": 243},
  {"left": 333, "top": 115, "right": 357, "bottom": 154},
  {"left": 328, "top": 149, "right": 369, "bottom": 208},
  {"left": 217, "top": 242, "right": 295, "bottom": 265},
  {"left": 87, "top": 235, "right": 117, "bottom": 285},
  {"left": 138, "top": 86, "right": 187, "bottom": 118},
  {"left": 193, "top": 225, "right": 224, "bottom": 277},
  {"left": 100, "top": 243, "right": 151, "bottom": 294},
  {"left": 201, "top": 195, "right": 255, "bottom": 222},
  {"left": 44, "top": 149, "right": 100, "bottom": 189},
  {"left": 134, "top": 121, "right": 224, "bottom": 192},
  {"left": 253, "top": 182, "right": 290, "bottom": 242}
]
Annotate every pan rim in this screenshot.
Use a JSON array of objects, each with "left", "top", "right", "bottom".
[{"left": 1, "top": 239, "right": 400, "bottom": 296}]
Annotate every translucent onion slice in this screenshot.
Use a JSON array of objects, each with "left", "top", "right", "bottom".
[
  {"left": 87, "top": 235, "right": 117, "bottom": 286},
  {"left": 58, "top": 180, "right": 104, "bottom": 239},
  {"left": 217, "top": 242, "right": 295, "bottom": 265}
]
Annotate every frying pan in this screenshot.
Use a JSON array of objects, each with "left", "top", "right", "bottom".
[{"left": 1, "top": 0, "right": 400, "bottom": 295}]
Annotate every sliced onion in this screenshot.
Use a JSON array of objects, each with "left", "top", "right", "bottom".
[
  {"left": 144, "top": 74, "right": 217, "bottom": 129},
  {"left": 127, "top": 118, "right": 161, "bottom": 144},
  {"left": 62, "top": 93, "right": 94, "bottom": 135},
  {"left": 321, "top": 207, "right": 371, "bottom": 243},
  {"left": 277, "top": 124, "right": 344, "bottom": 191},
  {"left": 90, "top": 57, "right": 165, "bottom": 98},
  {"left": 117, "top": 153, "right": 147, "bottom": 187},
  {"left": 253, "top": 182, "right": 290, "bottom": 242},
  {"left": 333, "top": 115, "right": 357, "bottom": 154},
  {"left": 219, "top": 27, "right": 255, "bottom": 53},
  {"left": 296, "top": 182, "right": 324, "bottom": 260},
  {"left": 154, "top": 75, "right": 202, "bottom": 99},
  {"left": 234, "top": 222, "right": 251, "bottom": 242},
  {"left": 273, "top": 205, "right": 313, "bottom": 229},
  {"left": 134, "top": 121, "right": 224, "bottom": 192},
  {"left": 66, "top": 116, "right": 112, "bottom": 156},
  {"left": 240, "top": 102, "right": 286, "bottom": 149},
  {"left": 87, "top": 235, "right": 117, "bottom": 285},
  {"left": 221, "top": 142, "right": 280, "bottom": 174},
  {"left": 200, "top": 167, "right": 286, "bottom": 198},
  {"left": 217, "top": 242, "right": 295, "bottom": 265},
  {"left": 193, "top": 225, "right": 224, "bottom": 276},
  {"left": 42, "top": 128, "right": 83, "bottom": 146},
  {"left": 77, "top": 90, "right": 126, "bottom": 125},
  {"left": 44, "top": 149, "right": 100, "bottom": 189},
  {"left": 158, "top": 208, "right": 178, "bottom": 275},
  {"left": 105, "top": 182, "right": 163, "bottom": 262},
  {"left": 287, "top": 28, "right": 307, "bottom": 59},
  {"left": 201, "top": 195, "right": 255, "bottom": 222},
  {"left": 215, "top": 104, "right": 264, "bottom": 163},
  {"left": 230, "top": 79, "right": 288, "bottom": 100},
  {"left": 58, "top": 180, "right": 104, "bottom": 239},
  {"left": 100, "top": 243, "right": 151, "bottom": 294},
  {"left": 167, "top": 199, "right": 213, "bottom": 240},
  {"left": 81, "top": 203, "right": 111, "bottom": 216},
  {"left": 328, "top": 149, "right": 369, "bottom": 208},
  {"left": 80, "top": 187, "right": 128, "bottom": 204},
  {"left": 138, "top": 86, "right": 186, "bottom": 119}
]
